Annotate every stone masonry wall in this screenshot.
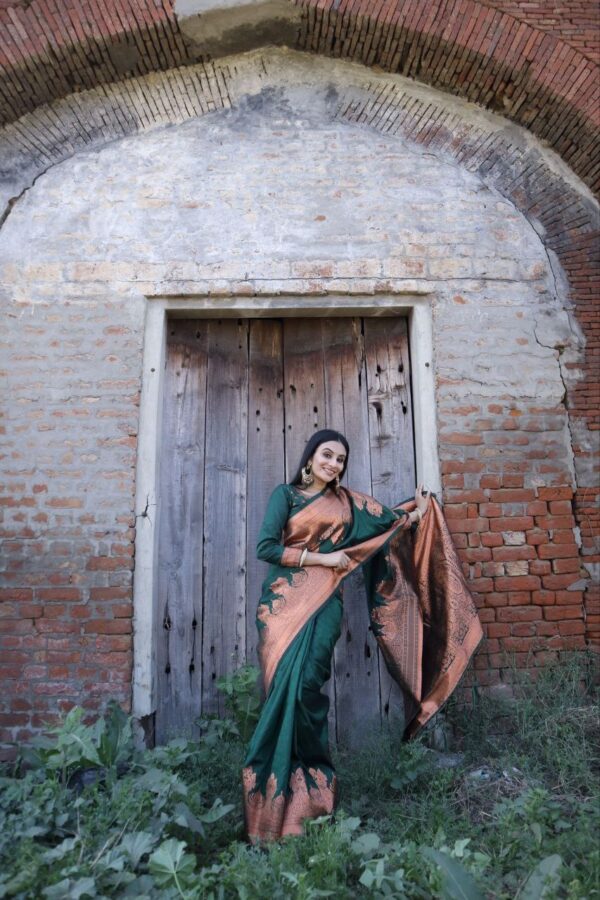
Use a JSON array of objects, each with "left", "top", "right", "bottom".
[{"left": 0, "top": 52, "right": 594, "bottom": 753}]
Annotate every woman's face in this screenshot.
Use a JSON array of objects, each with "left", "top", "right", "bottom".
[{"left": 309, "top": 440, "right": 347, "bottom": 486}]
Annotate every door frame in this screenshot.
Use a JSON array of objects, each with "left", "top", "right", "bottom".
[{"left": 132, "top": 291, "right": 439, "bottom": 731}]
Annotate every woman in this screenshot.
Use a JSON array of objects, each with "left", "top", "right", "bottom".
[{"left": 242, "top": 430, "right": 482, "bottom": 843}]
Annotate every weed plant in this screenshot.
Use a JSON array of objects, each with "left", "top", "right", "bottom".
[{"left": 0, "top": 654, "right": 597, "bottom": 899}]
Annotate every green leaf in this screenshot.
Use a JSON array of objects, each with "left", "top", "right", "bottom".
[
  {"left": 336, "top": 815, "right": 362, "bottom": 840},
  {"left": 119, "top": 832, "right": 158, "bottom": 869},
  {"left": 96, "top": 701, "right": 132, "bottom": 769},
  {"left": 424, "top": 848, "right": 486, "bottom": 900},
  {"left": 174, "top": 802, "right": 206, "bottom": 837},
  {"left": 43, "top": 877, "right": 97, "bottom": 899},
  {"left": 43, "top": 836, "right": 79, "bottom": 862},
  {"left": 530, "top": 822, "right": 543, "bottom": 845},
  {"left": 359, "top": 868, "right": 375, "bottom": 888},
  {"left": 149, "top": 838, "right": 196, "bottom": 887},
  {"left": 199, "top": 798, "right": 235, "bottom": 824},
  {"left": 519, "top": 855, "right": 563, "bottom": 900},
  {"left": 351, "top": 832, "right": 381, "bottom": 856}
]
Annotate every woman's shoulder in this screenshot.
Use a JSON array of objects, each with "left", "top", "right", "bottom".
[{"left": 268, "top": 483, "right": 300, "bottom": 505}]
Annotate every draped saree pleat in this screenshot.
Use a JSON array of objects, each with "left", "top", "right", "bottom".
[{"left": 242, "top": 486, "right": 482, "bottom": 843}]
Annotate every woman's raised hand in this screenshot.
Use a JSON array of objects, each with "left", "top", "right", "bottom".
[
  {"left": 415, "top": 483, "right": 430, "bottom": 515},
  {"left": 325, "top": 550, "right": 351, "bottom": 571}
]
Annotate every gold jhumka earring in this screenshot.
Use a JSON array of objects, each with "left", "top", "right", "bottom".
[{"left": 301, "top": 463, "right": 314, "bottom": 486}]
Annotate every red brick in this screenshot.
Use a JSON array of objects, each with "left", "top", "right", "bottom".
[
  {"left": 447, "top": 517, "right": 489, "bottom": 533},
  {"left": 445, "top": 490, "right": 487, "bottom": 503},
  {"left": 37, "top": 588, "right": 82, "bottom": 601},
  {"left": 543, "top": 606, "right": 583, "bottom": 621},
  {"left": 479, "top": 503, "right": 503, "bottom": 517},
  {"left": 86, "top": 557, "right": 133, "bottom": 571},
  {"left": 0, "top": 589, "right": 33, "bottom": 601},
  {"left": 497, "top": 606, "right": 541, "bottom": 623},
  {"left": 483, "top": 592, "right": 508, "bottom": 607},
  {"left": 507, "top": 591, "right": 533, "bottom": 606},
  {"left": 555, "top": 590, "right": 585, "bottom": 604},
  {"left": 537, "top": 622, "right": 560, "bottom": 637},
  {"left": 527, "top": 530, "right": 549, "bottom": 546},
  {"left": 468, "top": 577, "right": 494, "bottom": 593},
  {"left": 529, "top": 559, "right": 551, "bottom": 575},
  {"left": 495, "top": 575, "right": 541, "bottom": 591},
  {"left": 537, "top": 543, "right": 579, "bottom": 560},
  {"left": 511, "top": 623, "right": 536, "bottom": 636},
  {"left": 47, "top": 497, "right": 84, "bottom": 508},
  {"left": 553, "top": 529, "right": 580, "bottom": 544},
  {"left": 112, "top": 604, "right": 133, "bottom": 618},
  {"left": 535, "top": 515, "right": 575, "bottom": 530},
  {"left": 89, "top": 587, "right": 131, "bottom": 601},
  {"left": 441, "top": 433, "right": 483, "bottom": 445},
  {"left": 489, "top": 489, "right": 535, "bottom": 502},
  {"left": 492, "top": 546, "right": 536, "bottom": 562},
  {"left": 480, "top": 475, "right": 502, "bottom": 489},
  {"left": 461, "top": 548, "right": 492, "bottom": 562},
  {"left": 549, "top": 500, "right": 574, "bottom": 514},
  {"left": 502, "top": 637, "right": 537, "bottom": 652},
  {"left": 503, "top": 475, "right": 525, "bottom": 488},
  {"left": 36, "top": 620, "right": 80, "bottom": 634},
  {"left": 478, "top": 608, "right": 495, "bottom": 623},
  {"left": 487, "top": 623, "right": 510, "bottom": 638},
  {"left": 490, "top": 517, "right": 534, "bottom": 532},
  {"left": 527, "top": 501, "right": 548, "bottom": 516},
  {"left": 552, "top": 558, "right": 581, "bottom": 574},
  {"left": 542, "top": 574, "right": 580, "bottom": 590},
  {"left": 537, "top": 487, "right": 574, "bottom": 500},
  {"left": 481, "top": 532, "right": 504, "bottom": 547},
  {"left": 83, "top": 620, "right": 131, "bottom": 635},
  {"left": 532, "top": 590, "right": 555, "bottom": 606},
  {"left": 481, "top": 562, "right": 504, "bottom": 577},
  {"left": 558, "top": 621, "right": 586, "bottom": 635}
]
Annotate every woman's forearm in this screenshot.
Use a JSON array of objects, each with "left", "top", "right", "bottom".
[{"left": 303, "top": 551, "right": 327, "bottom": 566}]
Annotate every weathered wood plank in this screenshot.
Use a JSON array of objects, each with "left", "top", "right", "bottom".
[
  {"left": 363, "top": 317, "right": 416, "bottom": 732},
  {"left": 323, "top": 318, "right": 382, "bottom": 744},
  {"left": 246, "top": 320, "right": 285, "bottom": 668},
  {"left": 364, "top": 317, "right": 415, "bottom": 503},
  {"left": 282, "top": 319, "right": 327, "bottom": 481},
  {"left": 202, "top": 319, "right": 249, "bottom": 716},
  {"left": 155, "top": 321, "right": 207, "bottom": 742}
]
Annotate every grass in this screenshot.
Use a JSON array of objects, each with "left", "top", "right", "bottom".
[{"left": 0, "top": 653, "right": 598, "bottom": 899}]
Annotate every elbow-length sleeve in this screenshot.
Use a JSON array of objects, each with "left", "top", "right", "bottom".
[{"left": 256, "top": 485, "right": 303, "bottom": 567}]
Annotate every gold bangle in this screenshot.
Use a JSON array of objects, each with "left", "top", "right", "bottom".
[{"left": 300, "top": 548, "right": 308, "bottom": 566}]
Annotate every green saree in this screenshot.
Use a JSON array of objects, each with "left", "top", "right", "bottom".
[{"left": 242, "top": 484, "right": 482, "bottom": 843}]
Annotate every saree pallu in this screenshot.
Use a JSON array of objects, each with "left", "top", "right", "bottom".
[{"left": 242, "top": 487, "right": 482, "bottom": 843}]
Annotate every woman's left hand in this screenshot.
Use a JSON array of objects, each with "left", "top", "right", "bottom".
[{"left": 415, "top": 483, "right": 430, "bottom": 515}]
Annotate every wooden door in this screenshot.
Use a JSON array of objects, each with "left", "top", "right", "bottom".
[{"left": 154, "top": 317, "right": 415, "bottom": 744}]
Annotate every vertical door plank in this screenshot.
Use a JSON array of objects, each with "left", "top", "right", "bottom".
[
  {"left": 202, "top": 319, "right": 249, "bottom": 716},
  {"left": 282, "top": 319, "right": 327, "bottom": 482},
  {"left": 364, "top": 317, "right": 416, "bottom": 731},
  {"left": 246, "top": 320, "right": 285, "bottom": 667},
  {"left": 156, "top": 321, "right": 207, "bottom": 743},
  {"left": 322, "top": 318, "right": 383, "bottom": 744}
]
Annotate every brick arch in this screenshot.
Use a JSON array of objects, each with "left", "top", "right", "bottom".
[{"left": 0, "top": 0, "right": 598, "bottom": 193}]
